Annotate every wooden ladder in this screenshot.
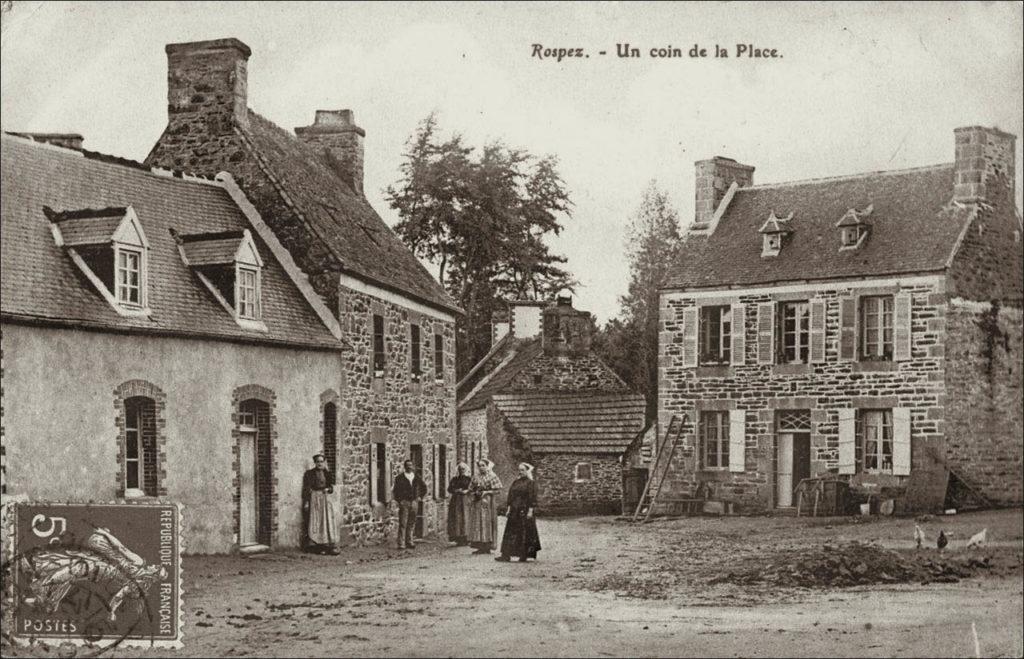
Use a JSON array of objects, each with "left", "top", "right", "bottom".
[{"left": 631, "top": 414, "right": 686, "bottom": 523}]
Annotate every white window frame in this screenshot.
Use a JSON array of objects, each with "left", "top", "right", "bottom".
[
  {"left": 860, "top": 295, "right": 894, "bottom": 360},
  {"left": 699, "top": 305, "right": 732, "bottom": 365},
  {"left": 235, "top": 265, "right": 261, "bottom": 321},
  {"left": 701, "top": 411, "right": 730, "bottom": 470},
  {"left": 779, "top": 301, "right": 811, "bottom": 364},
  {"left": 124, "top": 401, "right": 144, "bottom": 498},
  {"left": 115, "top": 245, "right": 144, "bottom": 308},
  {"left": 858, "top": 409, "right": 894, "bottom": 474},
  {"left": 573, "top": 462, "right": 592, "bottom": 482}
]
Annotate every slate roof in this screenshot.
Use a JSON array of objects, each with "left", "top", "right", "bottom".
[
  {"left": 667, "top": 164, "right": 970, "bottom": 290},
  {"left": 239, "top": 111, "right": 460, "bottom": 314},
  {"left": 53, "top": 212, "right": 126, "bottom": 246},
  {"left": 1, "top": 134, "right": 342, "bottom": 350},
  {"left": 491, "top": 392, "right": 647, "bottom": 454},
  {"left": 180, "top": 233, "right": 246, "bottom": 266},
  {"left": 458, "top": 338, "right": 544, "bottom": 411}
]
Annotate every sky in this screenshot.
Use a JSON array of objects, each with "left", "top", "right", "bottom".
[{"left": 2, "top": 1, "right": 1021, "bottom": 323}]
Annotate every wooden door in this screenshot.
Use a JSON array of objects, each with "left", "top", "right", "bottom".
[
  {"left": 238, "top": 431, "right": 258, "bottom": 546},
  {"left": 776, "top": 433, "right": 794, "bottom": 507},
  {"left": 793, "top": 433, "right": 812, "bottom": 489},
  {"left": 410, "top": 444, "right": 425, "bottom": 538}
]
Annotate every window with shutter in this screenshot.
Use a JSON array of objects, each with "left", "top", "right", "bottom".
[
  {"left": 839, "top": 298, "right": 857, "bottom": 361},
  {"left": 731, "top": 304, "right": 746, "bottom": 365},
  {"left": 682, "top": 307, "right": 699, "bottom": 368},
  {"left": 860, "top": 295, "right": 894, "bottom": 361},
  {"left": 699, "top": 306, "right": 732, "bottom": 364},
  {"left": 728, "top": 409, "right": 746, "bottom": 473},
  {"left": 757, "top": 303, "right": 775, "bottom": 364},
  {"left": 892, "top": 408, "right": 911, "bottom": 476},
  {"left": 858, "top": 409, "right": 894, "bottom": 473},
  {"left": 809, "top": 300, "right": 827, "bottom": 363},
  {"left": 700, "top": 411, "right": 729, "bottom": 469},
  {"left": 778, "top": 301, "right": 810, "bottom": 364},
  {"left": 838, "top": 409, "right": 856, "bottom": 474},
  {"left": 893, "top": 294, "right": 912, "bottom": 361}
]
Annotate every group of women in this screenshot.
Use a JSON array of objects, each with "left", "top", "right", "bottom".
[{"left": 447, "top": 459, "right": 541, "bottom": 562}]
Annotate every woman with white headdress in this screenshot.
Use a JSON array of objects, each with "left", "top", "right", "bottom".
[
  {"left": 446, "top": 462, "right": 473, "bottom": 545},
  {"left": 467, "top": 458, "right": 502, "bottom": 554},
  {"left": 496, "top": 462, "right": 541, "bottom": 562}
]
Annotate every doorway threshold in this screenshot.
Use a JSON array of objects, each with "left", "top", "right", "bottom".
[{"left": 239, "top": 543, "right": 270, "bottom": 554}]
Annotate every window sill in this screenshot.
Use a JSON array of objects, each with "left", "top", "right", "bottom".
[
  {"left": 773, "top": 363, "right": 811, "bottom": 376},
  {"left": 696, "top": 365, "right": 734, "bottom": 378},
  {"left": 852, "top": 360, "right": 897, "bottom": 373}
]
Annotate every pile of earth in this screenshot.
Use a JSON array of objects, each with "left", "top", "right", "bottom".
[{"left": 709, "top": 541, "right": 998, "bottom": 588}]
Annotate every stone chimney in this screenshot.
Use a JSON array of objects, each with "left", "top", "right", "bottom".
[
  {"left": 694, "top": 156, "right": 754, "bottom": 227},
  {"left": 541, "top": 296, "right": 592, "bottom": 358},
  {"left": 954, "top": 126, "right": 1017, "bottom": 205},
  {"left": 508, "top": 300, "right": 546, "bottom": 339},
  {"left": 295, "top": 110, "right": 366, "bottom": 195},
  {"left": 12, "top": 132, "right": 83, "bottom": 150},
  {"left": 165, "top": 38, "right": 251, "bottom": 135}
]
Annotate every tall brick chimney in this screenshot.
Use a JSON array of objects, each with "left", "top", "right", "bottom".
[
  {"left": 953, "top": 126, "right": 1017, "bottom": 205},
  {"left": 165, "top": 38, "right": 251, "bottom": 135},
  {"left": 295, "top": 110, "right": 366, "bottom": 196},
  {"left": 694, "top": 156, "right": 754, "bottom": 227}
]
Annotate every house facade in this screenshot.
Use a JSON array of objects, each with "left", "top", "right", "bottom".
[
  {"left": 458, "top": 298, "right": 646, "bottom": 514},
  {"left": 1, "top": 133, "right": 345, "bottom": 554},
  {"left": 658, "top": 126, "right": 1023, "bottom": 512},
  {"left": 143, "top": 38, "right": 461, "bottom": 545}
]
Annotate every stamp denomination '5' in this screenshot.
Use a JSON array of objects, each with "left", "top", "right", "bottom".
[{"left": 11, "top": 502, "right": 183, "bottom": 648}]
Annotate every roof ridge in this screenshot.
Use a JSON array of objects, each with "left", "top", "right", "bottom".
[{"left": 745, "top": 162, "right": 953, "bottom": 191}]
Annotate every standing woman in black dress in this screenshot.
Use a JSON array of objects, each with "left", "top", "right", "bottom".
[{"left": 496, "top": 462, "right": 541, "bottom": 562}]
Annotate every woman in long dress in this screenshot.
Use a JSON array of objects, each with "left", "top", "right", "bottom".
[
  {"left": 446, "top": 462, "right": 472, "bottom": 545},
  {"left": 302, "top": 453, "right": 340, "bottom": 555},
  {"left": 467, "top": 459, "right": 502, "bottom": 554},
  {"left": 496, "top": 462, "right": 542, "bottom": 563}
]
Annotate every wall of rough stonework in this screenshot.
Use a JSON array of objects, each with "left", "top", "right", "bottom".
[
  {"left": 509, "top": 354, "right": 628, "bottom": 392},
  {"left": 295, "top": 110, "right": 365, "bottom": 196},
  {"left": 533, "top": 453, "right": 623, "bottom": 515},
  {"left": 944, "top": 299, "right": 1023, "bottom": 505},
  {"left": 1, "top": 322, "right": 342, "bottom": 554},
  {"left": 658, "top": 277, "right": 948, "bottom": 512},
  {"left": 335, "top": 286, "right": 457, "bottom": 545}
]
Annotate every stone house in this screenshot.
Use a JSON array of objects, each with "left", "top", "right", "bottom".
[
  {"left": 1, "top": 133, "right": 345, "bottom": 553},
  {"left": 458, "top": 298, "right": 646, "bottom": 514},
  {"left": 657, "top": 125, "right": 1023, "bottom": 512},
  {"left": 143, "top": 38, "right": 462, "bottom": 545}
]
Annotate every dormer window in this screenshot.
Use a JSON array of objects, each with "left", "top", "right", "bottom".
[
  {"left": 177, "top": 229, "right": 266, "bottom": 330},
  {"left": 758, "top": 211, "right": 793, "bottom": 257},
  {"left": 47, "top": 205, "right": 151, "bottom": 316},
  {"left": 836, "top": 204, "right": 873, "bottom": 250}
]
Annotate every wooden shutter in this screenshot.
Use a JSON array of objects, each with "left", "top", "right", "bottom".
[
  {"left": 682, "top": 307, "right": 698, "bottom": 368},
  {"left": 731, "top": 304, "right": 746, "bottom": 366},
  {"left": 894, "top": 293, "right": 912, "bottom": 361},
  {"left": 892, "top": 408, "right": 911, "bottom": 476},
  {"left": 728, "top": 409, "right": 746, "bottom": 473},
  {"left": 432, "top": 444, "right": 440, "bottom": 499},
  {"left": 809, "top": 299, "right": 827, "bottom": 363},
  {"left": 839, "top": 297, "right": 857, "bottom": 361},
  {"left": 384, "top": 451, "right": 393, "bottom": 503},
  {"left": 756, "top": 303, "right": 775, "bottom": 364},
  {"left": 838, "top": 408, "right": 856, "bottom": 474},
  {"left": 368, "top": 442, "right": 378, "bottom": 504}
]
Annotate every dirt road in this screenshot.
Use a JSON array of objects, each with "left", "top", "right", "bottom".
[{"left": 60, "top": 510, "right": 1024, "bottom": 656}]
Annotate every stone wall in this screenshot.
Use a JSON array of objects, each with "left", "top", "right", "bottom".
[
  {"left": 533, "top": 453, "right": 623, "bottom": 515},
  {"left": 944, "top": 299, "right": 1023, "bottom": 504},
  {"left": 335, "top": 286, "right": 456, "bottom": 544},
  {"left": 658, "top": 276, "right": 949, "bottom": 511}
]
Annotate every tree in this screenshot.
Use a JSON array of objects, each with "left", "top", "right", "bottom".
[
  {"left": 386, "top": 113, "right": 575, "bottom": 375},
  {"left": 594, "top": 181, "right": 681, "bottom": 420}
]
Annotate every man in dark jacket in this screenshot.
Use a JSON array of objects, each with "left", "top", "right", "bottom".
[{"left": 393, "top": 460, "right": 427, "bottom": 549}]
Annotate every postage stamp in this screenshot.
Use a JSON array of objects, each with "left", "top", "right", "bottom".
[{"left": 5, "top": 502, "right": 183, "bottom": 649}]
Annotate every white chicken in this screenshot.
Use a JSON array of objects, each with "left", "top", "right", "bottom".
[
  {"left": 966, "top": 528, "right": 988, "bottom": 548},
  {"left": 914, "top": 524, "right": 926, "bottom": 550}
]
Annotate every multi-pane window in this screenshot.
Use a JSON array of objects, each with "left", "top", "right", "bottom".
[
  {"left": 116, "top": 249, "right": 142, "bottom": 306},
  {"left": 433, "top": 333, "right": 444, "bottom": 381},
  {"left": 236, "top": 267, "right": 259, "bottom": 320},
  {"left": 372, "top": 314, "right": 386, "bottom": 375},
  {"left": 410, "top": 324, "right": 422, "bottom": 381},
  {"left": 701, "top": 411, "right": 729, "bottom": 469},
  {"left": 779, "top": 301, "right": 810, "bottom": 364},
  {"left": 123, "top": 396, "right": 156, "bottom": 497},
  {"left": 857, "top": 409, "right": 893, "bottom": 473},
  {"left": 860, "top": 295, "right": 893, "bottom": 360},
  {"left": 125, "top": 400, "right": 142, "bottom": 492},
  {"left": 699, "top": 306, "right": 731, "bottom": 364}
]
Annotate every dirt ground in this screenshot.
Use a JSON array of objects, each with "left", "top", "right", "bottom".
[{"left": 11, "top": 509, "right": 1024, "bottom": 657}]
